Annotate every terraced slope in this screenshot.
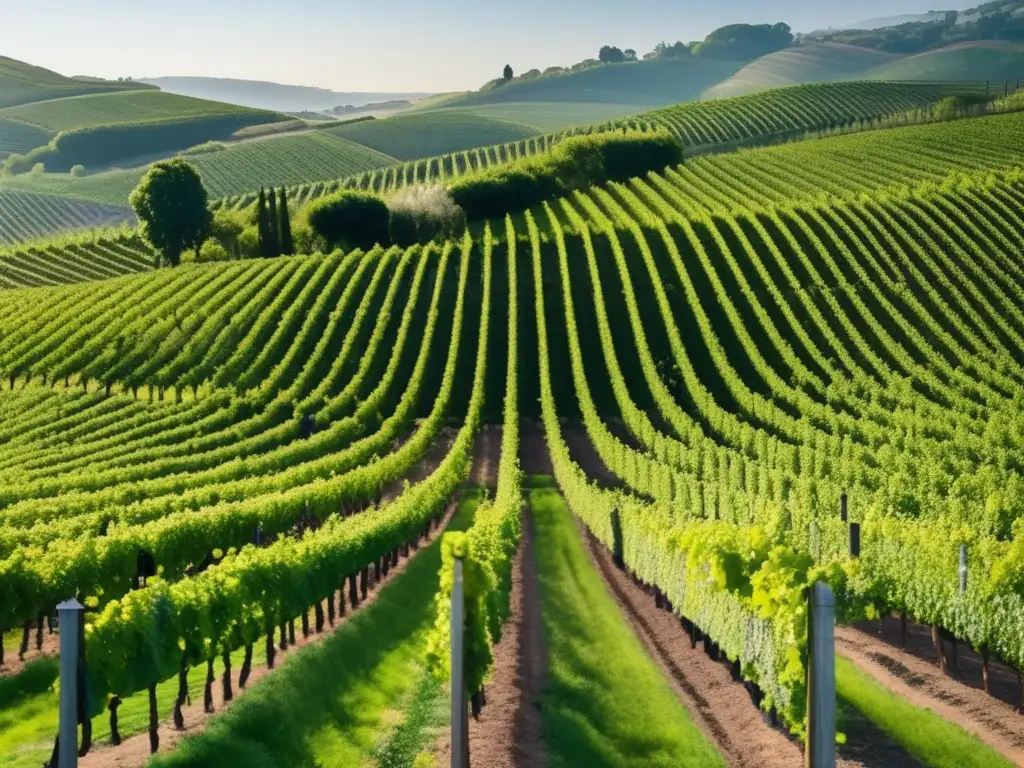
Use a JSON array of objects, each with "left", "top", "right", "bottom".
[
  {"left": 0, "top": 90, "right": 271, "bottom": 133},
  {"left": 324, "top": 111, "right": 539, "bottom": 160},
  {"left": 0, "top": 190, "right": 134, "bottom": 247},
  {"left": 704, "top": 43, "right": 901, "bottom": 98},
  {"left": 0, "top": 231, "right": 151, "bottom": 288},
  {"left": 865, "top": 41, "right": 1024, "bottom": 81}
]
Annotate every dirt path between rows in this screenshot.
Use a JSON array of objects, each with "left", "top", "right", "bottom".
[
  {"left": 560, "top": 420, "right": 918, "bottom": 767},
  {"left": 837, "top": 625, "right": 1024, "bottom": 766},
  {"left": 580, "top": 522, "right": 801, "bottom": 768},
  {"left": 433, "top": 504, "right": 547, "bottom": 768},
  {"left": 471, "top": 424, "right": 503, "bottom": 488},
  {"left": 433, "top": 420, "right": 547, "bottom": 768}
]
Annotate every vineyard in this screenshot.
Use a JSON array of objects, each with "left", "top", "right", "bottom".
[
  {"left": 2, "top": 69, "right": 1024, "bottom": 768},
  {"left": 0, "top": 190, "right": 134, "bottom": 248},
  {"left": 324, "top": 111, "right": 540, "bottom": 160},
  {"left": 214, "top": 80, "right": 1008, "bottom": 212}
]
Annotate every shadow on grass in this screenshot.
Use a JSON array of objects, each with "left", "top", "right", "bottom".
[{"left": 149, "top": 491, "right": 482, "bottom": 768}]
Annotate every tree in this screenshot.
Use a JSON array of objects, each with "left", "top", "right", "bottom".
[
  {"left": 256, "top": 188, "right": 271, "bottom": 258},
  {"left": 279, "top": 187, "right": 294, "bottom": 255},
  {"left": 503, "top": 64, "right": 514, "bottom": 81},
  {"left": 598, "top": 45, "right": 627, "bottom": 63},
  {"left": 624, "top": 49, "right": 637, "bottom": 61},
  {"left": 129, "top": 159, "right": 210, "bottom": 268},
  {"left": 267, "top": 187, "right": 281, "bottom": 257}
]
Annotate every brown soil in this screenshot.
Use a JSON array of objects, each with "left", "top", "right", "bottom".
[
  {"left": 382, "top": 427, "right": 459, "bottom": 502},
  {"left": 78, "top": 497, "right": 462, "bottom": 768},
  {"left": 561, "top": 423, "right": 621, "bottom": 487},
  {"left": 580, "top": 522, "right": 802, "bottom": 768},
  {"left": 0, "top": 623, "right": 60, "bottom": 677},
  {"left": 433, "top": 503, "right": 547, "bottom": 768},
  {"left": 557, "top": 424, "right": 918, "bottom": 767},
  {"left": 471, "top": 424, "right": 502, "bottom": 488},
  {"left": 518, "top": 420, "right": 553, "bottom": 476},
  {"left": 837, "top": 623, "right": 1024, "bottom": 765}
]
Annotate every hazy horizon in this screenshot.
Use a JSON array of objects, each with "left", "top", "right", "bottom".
[{"left": 6, "top": 0, "right": 943, "bottom": 92}]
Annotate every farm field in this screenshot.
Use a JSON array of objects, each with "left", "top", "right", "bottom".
[
  {"left": 2, "top": 84, "right": 1024, "bottom": 768},
  {"left": 324, "top": 111, "right": 540, "bottom": 160},
  {"left": 0, "top": 190, "right": 134, "bottom": 248},
  {"left": 6, "top": 9, "right": 1024, "bottom": 764}
]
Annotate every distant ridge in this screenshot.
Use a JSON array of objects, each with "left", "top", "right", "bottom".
[{"left": 138, "top": 76, "right": 432, "bottom": 113}]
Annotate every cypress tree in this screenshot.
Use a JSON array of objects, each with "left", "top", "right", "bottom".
[
  {"left": 267, "top": 187, "right": 280, "bottom": 257},
  {"left": 279, "top": 187, "right": 294, "bottom": 255},
  {"left": 256, "top": 188, "right": 271, "bottom": 258}
]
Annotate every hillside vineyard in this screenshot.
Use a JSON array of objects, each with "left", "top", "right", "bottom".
[{"left": 2, "top": 98, "right": 1024, "bottom": 740}]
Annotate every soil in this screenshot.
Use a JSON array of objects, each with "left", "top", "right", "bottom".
[
  {"left": 471, "top": 424, "right": 503, "bottom": 488},
  {"left": 381, "top": 427, "right": 459, "bottom": 502},
  {"left": 838, "top": 622, "right": 1024, "bottom": 765},
  {"left": 557, "top": 423, "right": 919, "bottom": 767},
  {"left": 433, "top": 503, "right": 547, "bottom": 768},
  {"left": 518, "top": 420, "right": 553, "bottom": 476},
  {"left": 0, "top": 623, "right": 60, "bottom": 677},
  {"left": 78, "top": 496, "right": 463, "bottom": 768}
]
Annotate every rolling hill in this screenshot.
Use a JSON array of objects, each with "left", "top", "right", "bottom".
[
  {"left": 704, "top": 43, "right": 901, "bottom": 98},
  {"left": 863, "top": 40, "right": 1024, "bottom": 80},
  {"left": 138, "top": 76, "right": 432, "bottom": 113},
  {"left": 0, "top": 55, "right": 154, "bottom": 110}
]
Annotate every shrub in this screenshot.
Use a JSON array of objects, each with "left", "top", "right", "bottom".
[
  {"left": 306, "top": 190, "right": 390, "bottom": 250},
  {"left": 210, "top": 208, "right": 247, "bottom": 255},
  {"left": 237, "top": 225, "right": 261, "bottom": 258},
  {"left": 70, "top": 164, "right": 85, "bottom": 177},
  {"left": 450, "top": 130, "right": 681, "bottom": 221},
  {"left": 198, "top": 239, "right": 230, "bottom": 262},
  {"left": 31, "top": 162, "right": 45, "bottom": 175},
  {"left": 290, "top": 217, "right": 323, "bottom": 255},
  {"left": 388, "top": 184, "right": 467, "bottom": 246}
]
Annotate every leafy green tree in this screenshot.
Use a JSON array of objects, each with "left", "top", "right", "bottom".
[
  {"left": 624, "top": 49, "right": 637, "bottom": 61},
  {"left": 268, "top": 187, "right": 281, "bottom": 257},
  {"left": 129, "top": 159, "right": 211, "bottom": 268},
  {"left": 503, "top": 64, "right": 514, "bottom": 81},
  {"left": 599, "top": 46, "right": 627, "bottom": 63},
  {"left": 279, "top": 187, "right": 295, "bottom": 255}
]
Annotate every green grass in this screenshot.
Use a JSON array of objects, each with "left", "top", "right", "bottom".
[
  {"left": 0, "top": 639, "right": 236, "bottom": 768},
  {"left": 0, "top": 90, "right": 270, "bottom": 132},
  {"left": 326, "top": 111, "right": 539, "bottom": 161},
  {"left": 864, "top": 41, "right": 1024, "bottom": 81},
  {"left": 704, "top": 43, "right": 901, "bottom": 99},
  {"left": 0, "top": 55, "right": 154, "bottom": 110},
  {"left": 531, "top": 482, "right": 724, "bottom": 768},
  {"left": 147, "top": 490, "right": 483, "bottom": 768},
  {"left": 836, "top": 656, "right": 1013, "bottom": 768}
]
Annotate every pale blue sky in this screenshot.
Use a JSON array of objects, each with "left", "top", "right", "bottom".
[{"left": 4, "top": 0, "right": 942, "bottom": 92}]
